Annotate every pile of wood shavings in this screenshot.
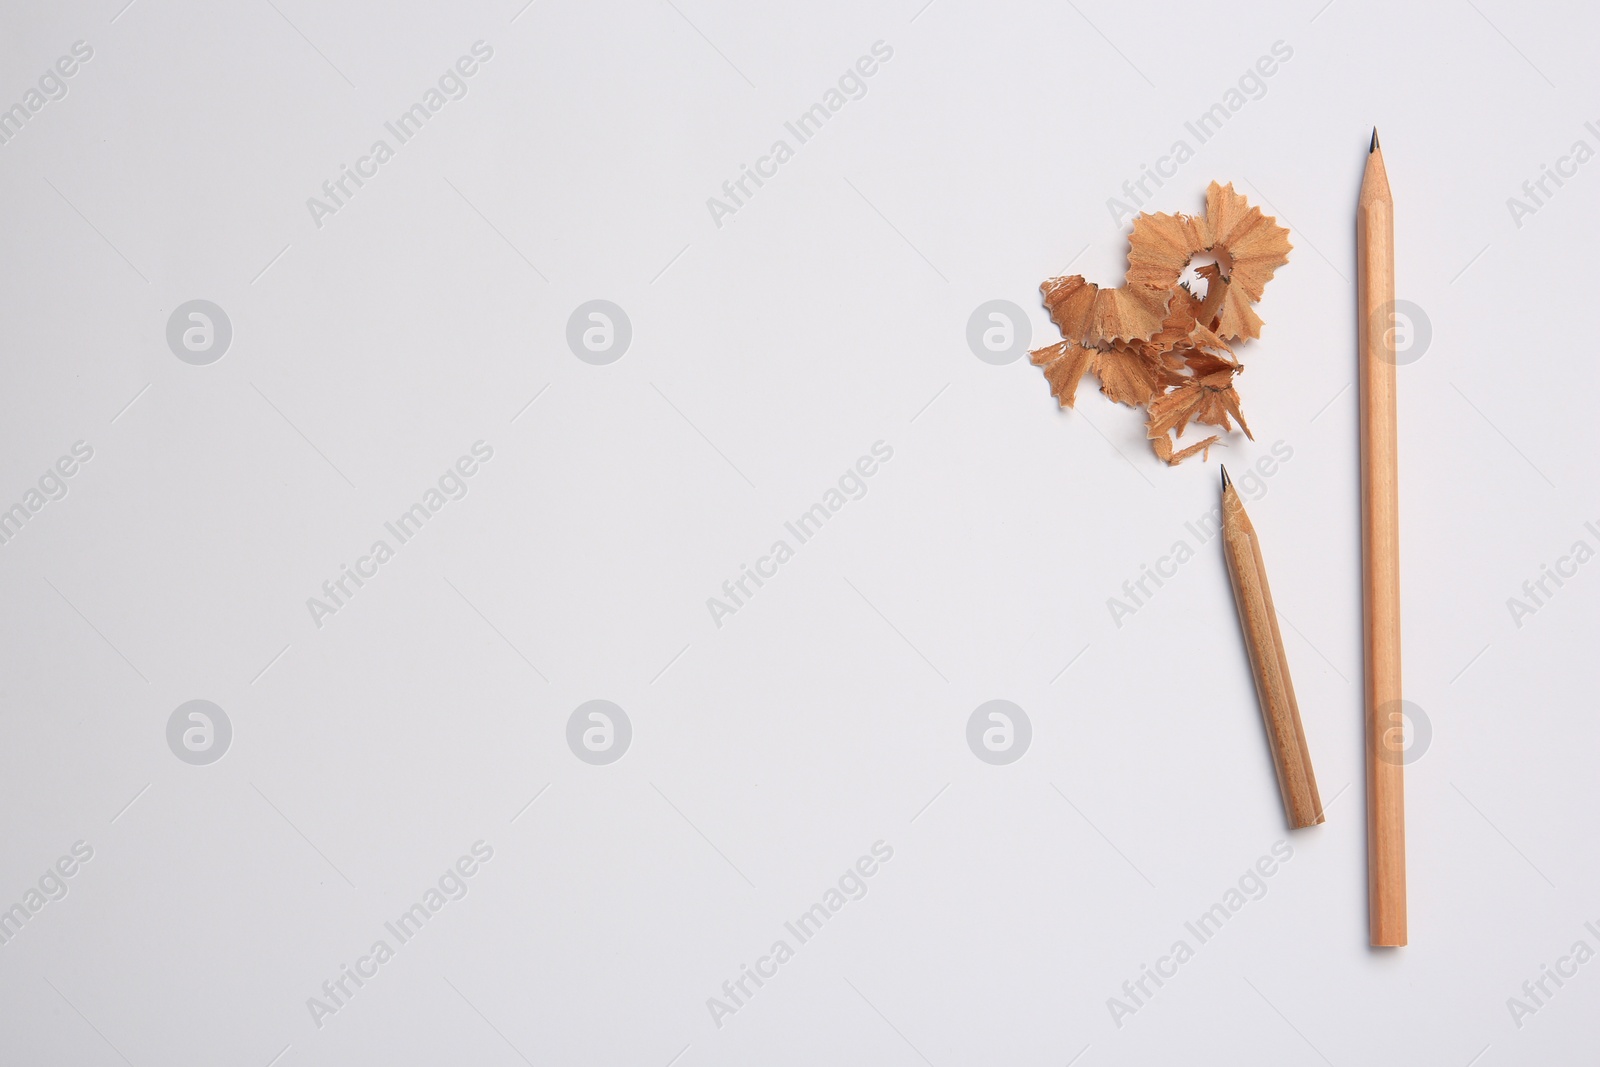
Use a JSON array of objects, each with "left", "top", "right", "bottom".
[{"left": 1029, "top": 182, "right": 1292, "bottom": 465}]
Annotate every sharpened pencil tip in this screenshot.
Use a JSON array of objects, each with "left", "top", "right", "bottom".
[
  {"left": 1370, "top": 127, "right": 1380, "bottom": 152},
  {"left": 1220, "top": 464, "right": 1232, "bottom": 491}
]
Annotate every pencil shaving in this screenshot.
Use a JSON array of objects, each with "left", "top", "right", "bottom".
[
  {"left": 1028, "top": 181, "right": 1291, "bottom": 465},
  {"left": 1151, "top": 433, "right": 1219, "bottom": 466},
  {"left": 1041, "top": 274, "right": 1171, "bottom": 349}
]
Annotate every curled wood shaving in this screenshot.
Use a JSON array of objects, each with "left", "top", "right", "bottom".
[
  {"left": 1029, "top": 341, "right": 1095, "bottom": 408},
  {"left": 1205, "top": 181, "right": 1290, "bottom": 302},
  {"left": 1027, "top": 181, "right": 1290, "bottom": 466},
  {"left": 1091, "top": 345, "right": 1169, "bottom": 408},
  {"left": 1042, "top": 274, "right": 1171, "bottom": 349},
  {"left": 1152, "top": 433, "right": 1220, "bottom": 466},
  {"left": 1146, "top": 367, "right": 1253, "bottom": 442}
]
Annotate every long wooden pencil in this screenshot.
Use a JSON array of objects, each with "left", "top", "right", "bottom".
[
  {"left": 1359, "top": 129, "right": 1406, "bottom": 947},
  {"left": 1220, "top": 466, "right": 1324, "bottom": 830}
]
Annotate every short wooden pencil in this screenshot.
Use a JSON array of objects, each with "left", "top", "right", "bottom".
[
  {"left": 1359, "top": 129, "right": 1406, "bottom": 947},
  {"left": 1220, "top": 466, "right": 1324, "bottom": 830}
]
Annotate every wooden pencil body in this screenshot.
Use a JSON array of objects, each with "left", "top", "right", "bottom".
[
  {"left": 1359, "top": 143, "right": 1406, "bottom": 946},
  {"left": 1222, "top": 486, "right": 1324, "bottom": 829}
]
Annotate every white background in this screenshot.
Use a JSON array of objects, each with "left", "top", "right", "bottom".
[{"left": 0, "top": 0, "right": 1596, "bottom": 1063}]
